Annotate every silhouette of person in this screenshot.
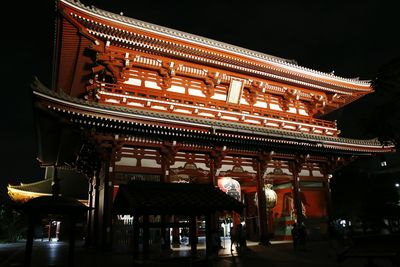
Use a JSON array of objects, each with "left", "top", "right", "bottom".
[
  {"left": 298, "top": 223, "right": 307, "bottom": 250},
  {"left": 291, "top": 223, "right": 299, "bottom": 250},
  {"left": 236, "top": 224, "right": 243, "bottom": 251},
  {"left": 230, "top": 226, "right": 236, "bottom": 252},
  {"left": 239, "top": 225, "right": 247, "bottom": 251}
]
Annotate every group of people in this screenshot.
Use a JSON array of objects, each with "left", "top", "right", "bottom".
[
  {"left": 230, "top": 224, "right": 247, "bottom": 252},
  {"left": 291, "top": 222, "right": 307, "bottom": 250}
]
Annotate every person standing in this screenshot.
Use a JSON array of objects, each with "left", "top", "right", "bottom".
[
  {"left": 291, "top": 223, "right": 299, "bottom": 250},
  {"left": 230, "top": 226, "right": 236, "bottom": 252},
  {"left": 239, "top": 225, "right": 247, "bottom": 251},
  {"left": 298, "top": 223, "right": 307, "bottom": 250},
  {"left": 236, "top": 224, "right": 243, "bottom": 251}
]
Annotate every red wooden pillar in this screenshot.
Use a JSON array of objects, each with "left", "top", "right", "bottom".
[
  {"left": 209, "top": 146, "right": 226, "bottom": 186},
  {"left": 320, "top": 162, "right": 333, "bottom": 220},
  {"left": 101, "top": 156, "right": 114, "bottom": 250},
  {"left": 143, "top": 215, "right": 150, "bottom": 259},
  {"left": 160, "top": 142, "right": 175, "bottom": 250},
  {"left": 209, "top": 156, "right": 217, "bottom": 186},
  {"left": 85, "top": 176, "right": 94, "bottom": 247},
  {"left": 289, "top": 159, "right": 305, "bottom": 226},
  {"left": 92, "top": 169, "right": 100, "bottom": 247},
  {"left": 255, "top": 159, "right": 269, "bottom": 245},
  {"left": 132, "top": 214, "right": 139, "bottom": 258},
  {"left": 208, "top": 155, "right": 220, "bottom": 249},
  {"left": 320, "top": 162, "right": 334, "bottom": 236}
]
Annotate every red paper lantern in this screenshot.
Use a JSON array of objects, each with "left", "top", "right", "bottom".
[{"left": 217, "top": 177, "right": 241, "bottom": 201}]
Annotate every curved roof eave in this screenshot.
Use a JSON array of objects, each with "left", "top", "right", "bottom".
[{"left": 61, "top": 0, "right": 372, "bottom": 90}]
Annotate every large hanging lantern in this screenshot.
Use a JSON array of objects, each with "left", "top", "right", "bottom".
[
  {"left": 217, "top": 177, "right": 241, "bottom": 201},
  {"left": 254, "top": 184, "right": 277, "bottom": 209},
  {"left": 265, "top": 184, "right": 277, "bottom": 209}
]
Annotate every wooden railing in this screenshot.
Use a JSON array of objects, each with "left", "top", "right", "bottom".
[{"left": 96, "top": 82, "right": 338, "bottom": 136}]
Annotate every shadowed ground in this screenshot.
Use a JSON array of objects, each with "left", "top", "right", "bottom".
[{"left": 0, "top": 237, "right": 397, "bottom": 267}]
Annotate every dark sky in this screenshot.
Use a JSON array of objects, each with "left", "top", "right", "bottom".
[{"left": 2, "top": 0, "right": 399, "bottom": 190}]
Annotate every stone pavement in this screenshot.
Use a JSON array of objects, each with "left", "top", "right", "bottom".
[{"left": 0, "top": 237, "right": 396, "bottom": 267}]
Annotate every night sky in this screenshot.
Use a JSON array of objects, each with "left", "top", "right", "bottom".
[{"left": 2, "top": 1, "right": 399, "bottom": 192}]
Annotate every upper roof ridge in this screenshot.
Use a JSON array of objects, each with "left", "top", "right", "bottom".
[{"left": 63, "top": 0, "right": 371, "bottom": 87}]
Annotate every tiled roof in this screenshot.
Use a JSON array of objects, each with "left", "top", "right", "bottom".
[
  {"left": 62, "top": 0, "right": 371, "bottom": 87},
  {"left": 8, "top": 169, "right": 88, "bottom": 201},
  {"left": 9, "top": 178, "right": 52, "bottom": 194},
  {"left": 113, "top": 181, "right": 244, "bottom": 215}
]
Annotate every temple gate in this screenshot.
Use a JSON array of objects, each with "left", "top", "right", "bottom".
[{"left": 25, "top": 0, "right": 395, "bottom": 258}]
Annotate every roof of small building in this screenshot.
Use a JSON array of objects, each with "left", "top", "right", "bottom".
[
  {"left": 113, "top": 181, "right": 244, "bottom": 215},
  {"left": 7, "top": 169, "right": 88, "bottom": 203}
]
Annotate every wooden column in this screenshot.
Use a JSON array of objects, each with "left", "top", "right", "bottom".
[
  {"left": 143, "top": 215, "right": 150, "bottom": 259},
  {"left": 100, "top": 157, "right": 113, "bottom": 250},
  {"left": 132, "top": 214, "right": 139, "bottom": 258},
  {"left": 189, "top": 215, "right": 197, "bottom": 257},
  {"left": 92, "top": 169, "right": 100, "bottom": 247},
  {"left": 320, "top": 157, "right": 345, "bottom": 221},
  {"left": 172, "top": 216, "right": 180, "bottom": 247},
  {"left": 252, "top": 152, "right": 273, "bottom": 245},
  {"left": 97, "top": 135, "right": 121, "bottom": 250},
  {"left": 164, "top": 220, "right": 171, "bottom": 249},
  {"left": 209, "top": 157, "right": 216, "bottom": 185},
  {"left": 207, "top": 150, "right": 221, "bottom": 241},
  {"left": 208, "top": 146, "right": 226, "bottom": 186},
  {"left": 161, "top": 216, "right": 171, "bottom": 250},
  {"left": 289, "top": 155, "right": 308, "bottom": 226},
  {"left": 85, "top": 176, "right": 94, "bottom": 248},
  {"left": 292, "top": 167, "right": 303, "bottom": 225},
  {"left": 255, "top": 158, "right": 269, "bottom": 245},
  {"left": 317, "top": 162, "right": 333, "bottom": 237},
  {"left": 109, "top": 155, "right": 117, "bottom": 250},
  {"left": 160, "top": 142, "right": 176, "bottom": 250},
  {"left": 160, "top": 153, "right": 171, "bottom": 249}
]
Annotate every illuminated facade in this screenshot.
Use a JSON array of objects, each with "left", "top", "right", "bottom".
[{"left": 30, "top": 0, "right": 395, "bottom": 253}]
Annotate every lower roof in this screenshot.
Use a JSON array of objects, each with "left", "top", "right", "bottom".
[
  {"left": 32, "top": 78, "right": 395, "bottom": 155},
  {"left": 113, "top": 181, "right": 244, "bottom": 215},
  {"left": 7, "top": 169, "right": 89, "bottom": 203}
]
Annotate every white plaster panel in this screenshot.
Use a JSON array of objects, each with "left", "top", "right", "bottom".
[
  {"left": 270, "top": 103, "right": 282, "bottom": 111},
  {"left": 116, "top": 157, "right": 137, "bottom": 166},
  {"left": 141, "top": 159, "right": 160, "bottom": 168},
  {"left": 254, "top": 101, "right": 267, "bottom": 108},
  {"left": 168, "top": 85, "right": 185, "bottom": 93},
  {"left": 124, "top": 78, "right": 141, "bottom": 86},
  {"left": 145, "top": 80, "right": 161, "bottom": 89},
  {"left": 312, "top": 170, "right": 324, "bottom": 177},
  {"left": 188, "top": 88, "right": 205, "bottom": 97},
  {"left": 211, "top": 93, "right": 227, "bottom": 101}
]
